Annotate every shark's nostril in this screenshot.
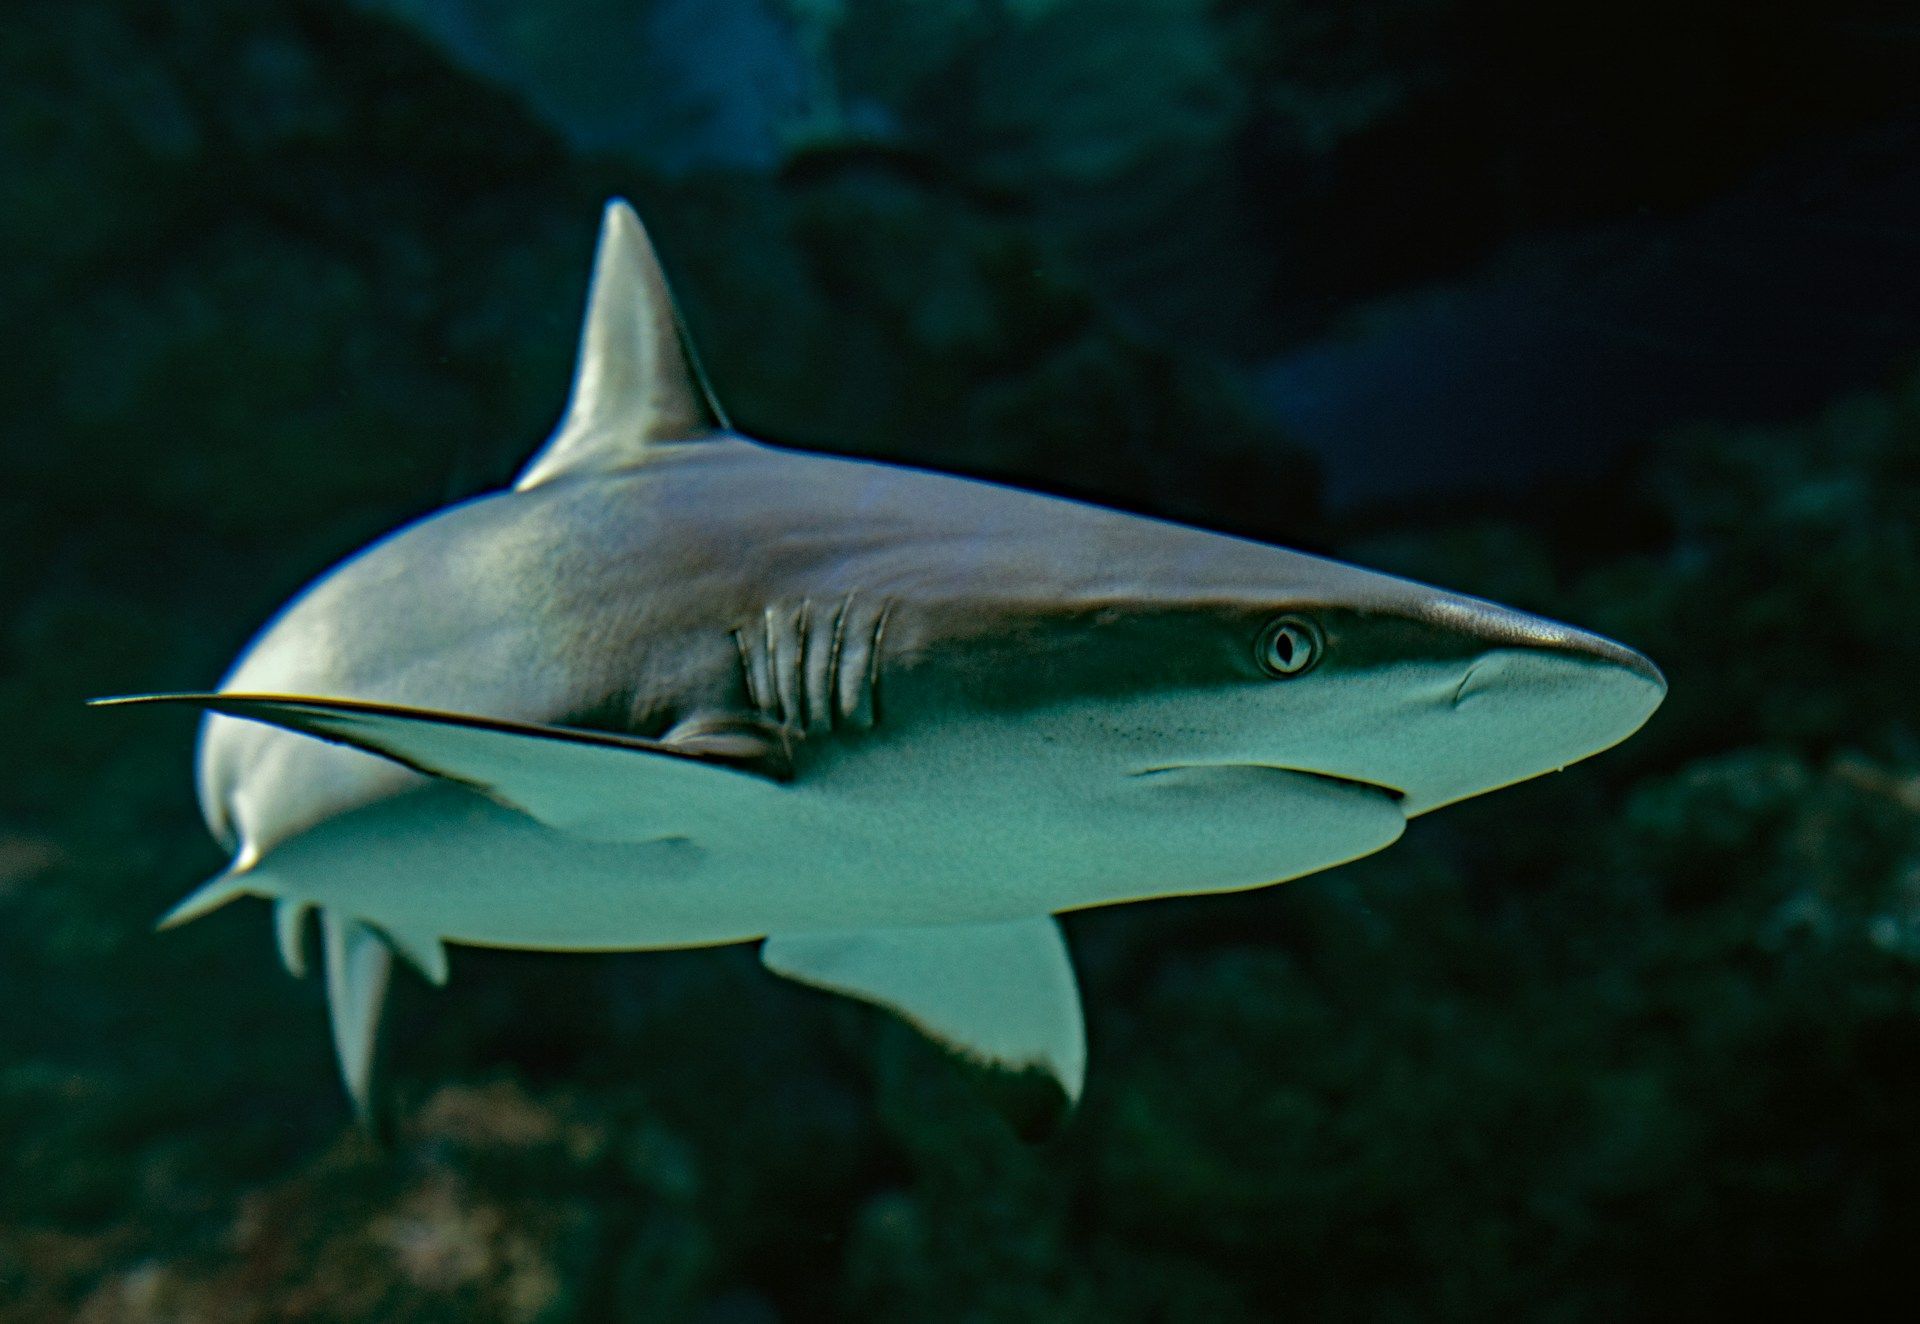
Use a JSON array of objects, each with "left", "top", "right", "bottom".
[{"left": 1452, "top": 659, "right": 1487, "bottom": 709}]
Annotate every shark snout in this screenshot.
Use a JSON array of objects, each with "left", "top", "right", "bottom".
[
  {"left": 1432, "top": 591, "right": 1665, "bottom": 690},
  {"left": 1409, "top": 636, "right": 1664, "bottom": 815},
  {"left": 1452, "top": 633, "right": 1664, "bottom": 709}
]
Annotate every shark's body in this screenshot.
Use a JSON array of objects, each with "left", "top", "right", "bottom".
[{"left": 102, "top": 203, "right": 1665, "bottom": 1115}]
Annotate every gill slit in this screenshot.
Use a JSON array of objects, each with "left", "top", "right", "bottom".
[
  {"left": 868, "top": 600, "right": 893, "bottom": 728},
  {"left": 795, "top": 598, "right": 814, "bottom": 730},
  {"left": 822, "top": 593, "right": 851, "bottom": 734},
  {"left": 731, "top": 626, "right": 766, "bottom": 715},
  {"left": 735, "top": 594, "right": 889, "bottom": 735},
  {"left": 762, "top": 604, "right": 777, "bottom": 723},
  {"left": 770, "top": 600, "right": 796, "bottom": 758}
]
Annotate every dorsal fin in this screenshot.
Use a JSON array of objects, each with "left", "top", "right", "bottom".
[{"left": 515, "top": 199, "right": 726, "bottom": 490}]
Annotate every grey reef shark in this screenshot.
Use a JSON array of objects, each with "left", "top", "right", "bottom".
[{"left": 96, "top": 200, "right": 1666, "bottom": 1123}]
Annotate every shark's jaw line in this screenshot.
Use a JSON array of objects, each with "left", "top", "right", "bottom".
[
  {"left": 1133, "top": 764, "right": 1407, "bottom": 804},
  {"left": 98, "top": 198, "right": 1667, "bottom": 1119}
]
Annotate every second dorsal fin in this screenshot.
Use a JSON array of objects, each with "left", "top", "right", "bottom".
[{"left": 516, "top": 199, "right": 726, "bottom": 490}]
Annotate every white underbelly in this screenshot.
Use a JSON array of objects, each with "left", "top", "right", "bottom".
[{"left": 244, "top": 758, "right": 1406, "bottom": 950}]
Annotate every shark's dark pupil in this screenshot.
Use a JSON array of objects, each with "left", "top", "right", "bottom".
[{"left": 1259, "top": 617, "right": 1321, "bottom": 677}]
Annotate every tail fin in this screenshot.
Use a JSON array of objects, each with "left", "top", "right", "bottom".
[{"left": 323, "top": 911, "right": 392, "bottom": 1126}]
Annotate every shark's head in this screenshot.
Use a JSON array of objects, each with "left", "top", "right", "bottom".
[{"left": 869, "top": 497, "right": 1665, "bottom": 829}]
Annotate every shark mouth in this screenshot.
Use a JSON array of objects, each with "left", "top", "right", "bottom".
[
  {"left": 1285, "top": 768, "right": 1407, "bottom": 803},
  {"left": 1135, "top": 764, "right": 1406, "bottom": 803}
]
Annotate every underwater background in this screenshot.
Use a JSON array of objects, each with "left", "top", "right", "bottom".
[{"left": 5, "top": 0, "right": 1920, "bottom": 1318}]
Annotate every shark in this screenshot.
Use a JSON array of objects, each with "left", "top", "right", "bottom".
[{"left": 96, "top": 200, "right": 1666, "bottom": 1120}]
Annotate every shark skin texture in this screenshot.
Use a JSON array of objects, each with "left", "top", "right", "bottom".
[{"left": 96, "top": 201, "right": 1667, "bottom": 1121}]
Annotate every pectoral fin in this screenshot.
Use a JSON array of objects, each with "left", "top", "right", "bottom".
[
  {"left": 91, "top": 693, "right": 783, "bottom": 841},
  {"left": 762, "top": 917, "right": 1087, "bottom": 1105}
]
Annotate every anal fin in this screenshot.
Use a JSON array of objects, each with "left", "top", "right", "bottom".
[
  {"left": 762, "top": 916, "right": 1086, "bottom": 1107},
  {"left": 377, "top": 922, "right": 449, "bottom": 987}
]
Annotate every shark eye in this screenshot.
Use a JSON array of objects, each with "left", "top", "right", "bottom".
[{"left": 1258, "top": 616, "right": 1322, "bottom": 677}]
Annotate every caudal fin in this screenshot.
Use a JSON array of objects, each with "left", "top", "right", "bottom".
[{"left": 323, "top": 910, "right": 392, "bottom": 1127}]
